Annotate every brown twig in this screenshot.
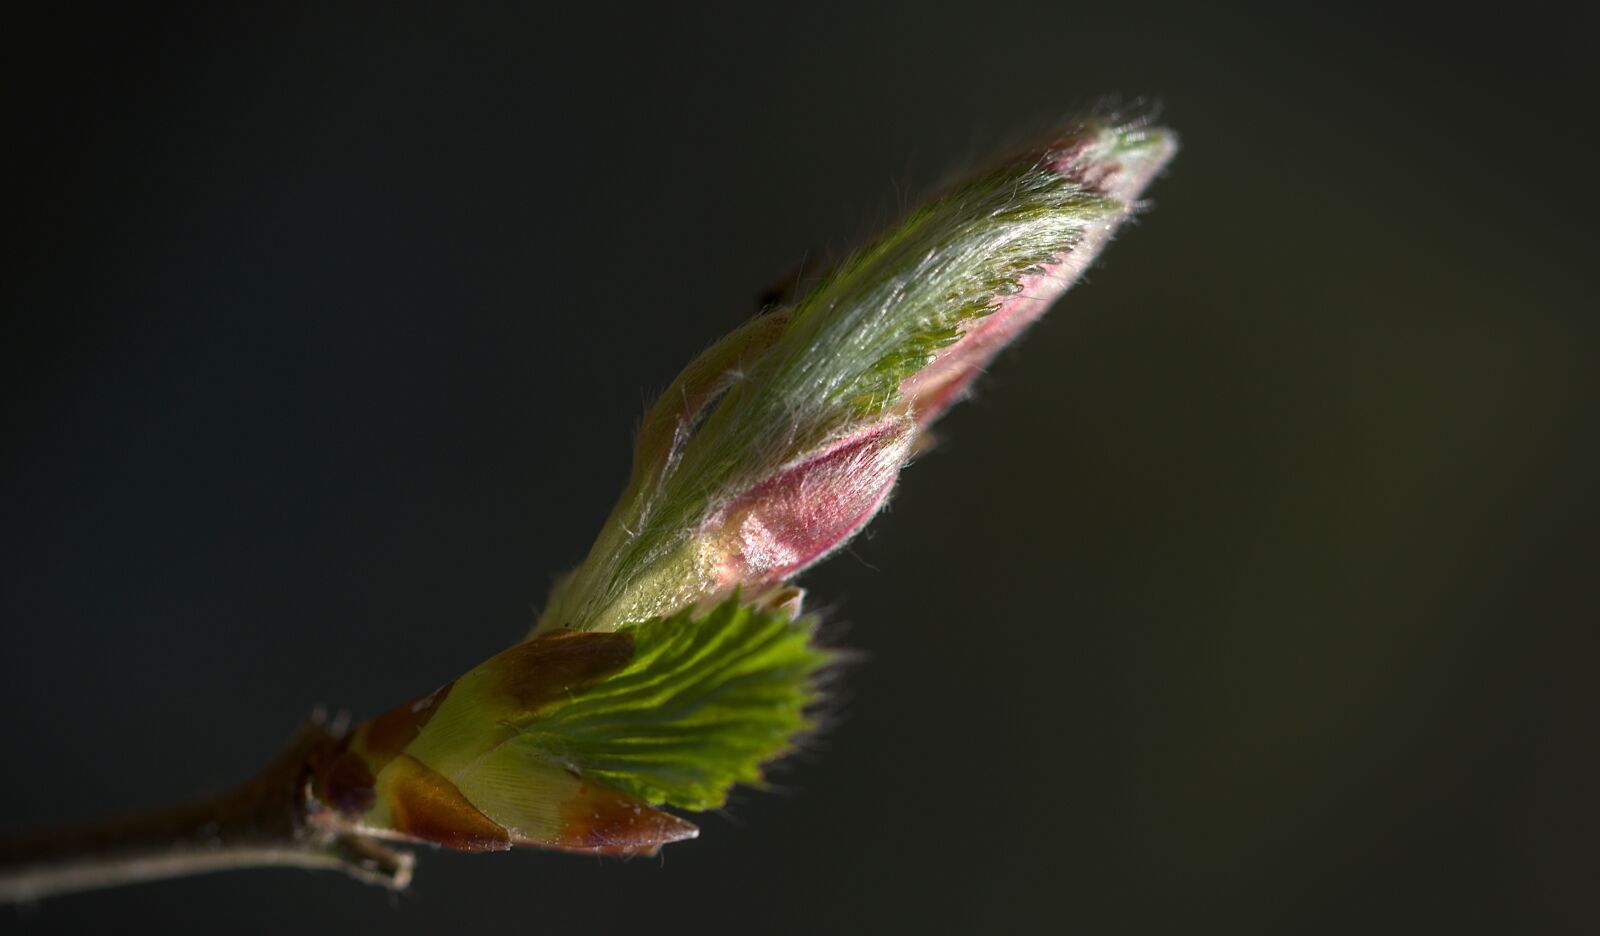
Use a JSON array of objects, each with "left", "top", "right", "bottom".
[{"left": 0, "top": 721, "right": 414, "bottom": 904}]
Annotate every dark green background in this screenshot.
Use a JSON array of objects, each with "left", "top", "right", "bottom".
[{"left": 3, "top": 3, "right": 1595, "bottom": 933}]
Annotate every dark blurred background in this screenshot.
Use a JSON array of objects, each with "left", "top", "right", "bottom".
[{"left": 3, "top": 3, "right": 1595, "bottom": 933}]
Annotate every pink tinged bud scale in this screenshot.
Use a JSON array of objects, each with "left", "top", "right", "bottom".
[{"left": 701, "top": 416, "right": 915, "bottom": 592}]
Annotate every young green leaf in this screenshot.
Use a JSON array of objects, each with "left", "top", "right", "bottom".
[
  {"left": 518, "top": 596, "right": 832, "bottom": 811},
  {"left": 309, "top": 596, "right": 830, "bottom": 852}
]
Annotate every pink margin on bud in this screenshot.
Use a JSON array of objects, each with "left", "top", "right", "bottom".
[
  {"left": 900, "top": 128, "right": 1176, "bottom": 426},
  {"left": 702, "top": 417, "right": 916, "bottom": 592}
]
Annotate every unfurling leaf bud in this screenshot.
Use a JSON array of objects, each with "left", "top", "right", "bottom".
[{"left": 309, "top": 115, "right": 1174, "bottom": 862}]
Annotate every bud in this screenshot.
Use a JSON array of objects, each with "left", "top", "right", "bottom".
[{"left": 538, "top": 114, "right": 1176, "bottom": 636}]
